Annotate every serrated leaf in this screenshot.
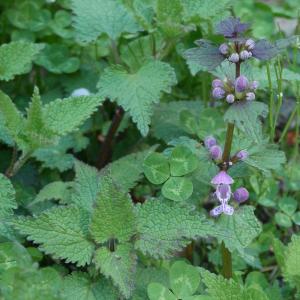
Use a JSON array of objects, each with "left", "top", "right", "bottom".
[
  {"left": 0, "top": 41, "right": 43, "bottom": 81},
  {"left": 213, "top": 206, "right": 262, "bottom": 263},
  {"left": 98, "top": 60, "right": 177, "bottom": 136},
  {"left": 147, "top": 282, "right": 176, "bottom": 300},
  {"left": 0, "top": 174, "right": 16, "bottom": 219},
  {"left": 72, "top": 0, "right": 140, "bottom": 42},
  {"left": 170, "top": 146, "right": 199, "bottom": 176},
  {"left": 90, "top": 176, "right": 136, "bottom": 243},
  {"left": 12, "top": 206, "right": 94, "bottom": 266},
  {"left": 94, "top": 244, "right": 137, "bottom": 299},
  {"left": 162, "top": 177, "right": 193, "bottom": 202},
  {"left": 62, "top": 272, "right": 118, "bottom": 300},
  {"left": 224, "top": 101, "right": 268, "bottom": 143},
  {"left": 42, "top": 95, "right": 104, "bottom": 136},
  {"left": 169, "top": 261, "right": 200, "bottom": 298},
  {"left": 143, "top": 152, "right": 170, "bottom": 184},
  {"left": 135, "top": 199, "right": 213, "bottom": 258},
  {"left": 71, "top": 160, "right": 100, "bottom": 212}
]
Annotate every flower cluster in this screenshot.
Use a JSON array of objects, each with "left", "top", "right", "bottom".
[
  {"left": 210, "top": 171, "right": 249, "bottom": 217},
  {"left": 212, "top": 75, "right": 259, "bottom": 103}
]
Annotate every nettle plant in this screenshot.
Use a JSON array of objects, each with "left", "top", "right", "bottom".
[{"left": 1, "top": 0, "right": 300, "bottom": 299}]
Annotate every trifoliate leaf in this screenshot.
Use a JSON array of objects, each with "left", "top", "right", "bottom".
[
  {"left": 42, "top": 95, "right": 104, "bottom": 136},
  {"left": 224, "top": 101, "right": 268, "bottom": 143},
  {"left": 278, "top": 197, "right": 297, "bottom": 216},
  {"left": 94, "top": 244, "right": 137, "bottom": 299},
  {"left": 12, "top": 206, "right": 95, "bottom": 266},
  {"left": 214, "top": 206, "right": 262, "bottom": 263},
  {"left": 143, "top": 152, "right": 170, "bottom": 184},
  {"left": 283, "top": 235, "right": 300, "bottom": 290},
  {"left": 0, "top": 174, "right": 16, "bottom": 219},
  {"left": 275, "top": 212, "right": 292, "bottom": 228},
  {"left": 62, "top": 272, "right": 119, "bottom": 300},
  {"left": 98, "top": 60, "right": 177, "bottom": 136},
  {"left": 135, "top": 199, "right": 213, "bottom": 258},
  {"left": 147, "top": 283, "right": 176, "bottom": 300},
  {"left": 170, "top": 145, "right": 199, "bottom": 176},
  {"left": 71, "top": 160, "right": 100, "bottom": 212},
  {"left": 169, "top": 261, "right": 200, "bottom": 298},
  {"left": 90, "top": 177, "right": 136, "bottom": 243},
  {"left": 72, "top": 0, "right": 140, "bottom": 42},
  {"left": 162, "top": 177, "right": 193, "bottom": 202},
  {"left": 0, "top": 41, "right": 43, "bottom": 81}
]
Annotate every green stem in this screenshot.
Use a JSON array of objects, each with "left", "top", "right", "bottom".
[
  {"left": 6, "top": 152, "right": 31, "bottom": 178},
  {"left": 279, "top": 104, "right": 298, "bottom": 144},
  {"left": 221, "top": 242, "right": 233, "bottom": 279},
  {"left": 266, "top": 64, "right": 275, "bottom": 139}
]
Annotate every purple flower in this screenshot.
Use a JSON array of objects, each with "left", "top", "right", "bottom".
[
  {"left": 236, "top": 150, "right": 248, "bottom": 160},
  {"left": 228, "top": 53, "right": 239, "bottom": 63},
  {"left": 210, "top": 145, "right": 223, "bottom": 160},
  {"left": 216, "top": 184, "right": 231, "bottom": 201},
  {"left": 246, "top": 92, "right": 255, "bottom": 101},
  {"left": 212, "top": 87, "right": 225, "bottom": 99},
  {"left": 212, "top": 79, "right": 224, "bottom": 88},
  {"left": 233, "top": 187, "right": 249, "bottom": 203},
  {"left": 210, "top": 203, "right": 234, "bottom": 217},
  {"left": 235, "top": 75, "right": 249, "bottom": 92},
  {"left": 211, "top": 171, "right": 234, "bottom": 185},
  {"left": 245, "top": 39, "right": 255, "bottom": 50},
  {"left": 239, "top": 50, "right": 251, "bottom": 60},
  {"left": 216, "top": 17, "right": 250, "bottom": 38},
  {"left": 250, "top": 81, "right": 259, "bottom": 90},
  {"left": 226, "top": 94, "right": 235, "bottom": 103},
  {"left": 204, "top": 136, "right": 217, "bottom": 149},
  {"left": 219, "top": 43, "right": 229, "bottom": 55}
]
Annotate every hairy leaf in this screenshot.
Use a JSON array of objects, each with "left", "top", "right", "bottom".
[
  {"left": 98, "top": 60, "right": 177, "bottom": 136},
  {"left": 12, "top": 206, "right": 94, "bottom": 266},
  {"left": 0, "top": 174, "right": 16, "bottom": 219}
]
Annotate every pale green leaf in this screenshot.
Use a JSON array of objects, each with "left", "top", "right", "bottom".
[
  {"left": 42, "top": 95, "right": 104, "bottom": 136},
  {"left": 135, "top": 199, "right": 213, "bottom": 258},
  {"left": 94, "top": 244, "right": 137, "bottom": 299},
  {"left": 0, "top": 41, "right": 43, "bottom": 81},
  {"left": 143, "top": 152, "right": 170, "bottom": 184},
  {"left": 12, "top": 206, "right": 95, "bottom": 266},
  {"left": 275, "top": 212, "right": 292, "bottom": 228},
  {"left": 162, "top": 177, "right": 193, "bottom": 202},
  {"left": 147, "top": 282, "right": 176, "bottom": 300},
  {"left": 98, "top": 60, "right": 177, "bottom": 136},
  {"left": 72, "top": 0, "right": 140, "bottom": 42},
  {"left": 90, "top": 176, "right": 136, "bottom": 243},
  {"left": 170, "top": 145, "right": 199, "bottom": 176}
]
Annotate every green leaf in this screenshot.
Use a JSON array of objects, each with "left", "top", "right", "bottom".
[
  {"left": 292, "top": 212, "right": 300, "bottom": 225},
  {"left": 71, "top": 160, "right": 100, "bottom": 212},
  {"left": 0, "top": 174, "right": 16, "bottom": 219},
  {"left": 98, "top": 60, "right": 177, "bottom": 136},
  {"left": 170, "top": 145, "right": 199, "bottom": 176},
  {"left": 143, "top": 152, "right": 170, "bottom": 184},
  {"left": 169, "top": 261, "right": 200, "bottom": 298},
  {"left": 275, "top": 212, "right": 292, "bottom": 228},
  {"left": 224, "top": 101, "right": 268, "bottom": 143},
  {"left": 135, "top": 199, "right": 213, "bottom": 258},
  {"left": 272, "top": 238, "right": 286, "bottom": 270},
  {"left": 12, "top": 206, "right": 95, "bottom": 266},
  {"left": 162, "top": 177, "right": 193, "bottom": 202},
  {"left": 214, "top": 206, "right": 262, "bottom": 263},
  {"left": 278, "top": 197, "right": 297, "bottom": 216},
  {"left": 283, "top": 235, "right": 300, "bottom": 290},
  {"left": 90, "top": 176, "right": 136, "bottom": 243},
  {"left": 42, "top": 95, "right": 104, "bottom": 136},
  {"left": 72, "top": 0, "right": 140, "bottom": 42},
  {"left": 147, "top": 282, "right": 176, "bottom": 300},
  {"left": 0, "top": 41, "right": 43, "bottom": 81},
  {"left": 62, "top": 272, "right": 118, "bottom": 300},
  {"left": 94, "top": 244, "right": 137, "bottom": 299}
]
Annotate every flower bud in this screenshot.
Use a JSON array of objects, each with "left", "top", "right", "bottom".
[
  {"left": 212, "top": 87, "right": 225, "bottom": 99},
  {"left": 245, "top": 39, "right": 255, "bottom": 50},
  {"left": 239, "top": 50, "right": 251, "bottom": 60},
  {"left": 235, "top": 75, "right": 249, "bottom": 93},
  {"left": 250, "top": 81, "right": 259, "bottom": 90},
  {"left": 228, "top": 53, "right": 239, "bottom": 63},
  {"left": 209, "top": 145, "right": 223, "bottom": 160},
  {"left": 204, "top": 136, "right": 217, "bottom": 149},
  {"left": 219, "top": 43, "right": 229, "bottom": 55},
  {"left": 226, "top": 94, "right": 235, "bottom": 103},
  {"left": 236, "top": 150, "right": 248, "bottom": 160},
  {"left": 233, "top": 187, "right": 249, "bottom": 203},
  {"left": 246, "top": 92, "right": 255, "bottom": 101},
  {"left": 212, "top": 79, "right": 224, "bottom": 88}
]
